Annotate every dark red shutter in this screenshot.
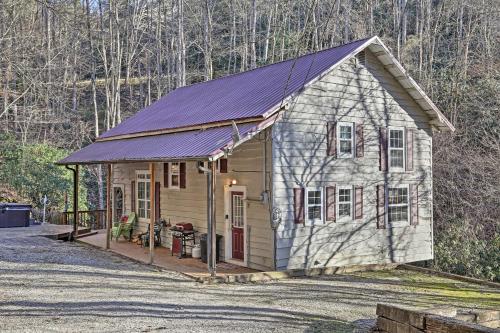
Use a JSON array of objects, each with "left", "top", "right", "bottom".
[
  {"left": 326, "top": 186, "right": 336, "bottom": 222},
  {"left": 294, "top": 188, "right": 305, "bottom": 224},
  {"left": 379, "top": 128, "right": 388, "bottom": 171},
  {"left": 406, "top": 129, "right": 414, "bottom": 171},
  {"left": 327, "top": 122, "right": 337, "bottom": 157},
  {"left": 131, "top": 181, "right": 136, "bottom": 213},
  {"left": 410, "top": 184, "right": 418, "bottom": 226},
  {"left": 180, "top": 162, "right": 186, "bottom": 188},
  {"left": 155, "top": 182, "right": 161, "bottom": 219},
  {"left": 219, "top": 158, "right": 228, "bottom": 173},
  {"left": 356, "top": 124, "right": 364, "bottom": 158},
  {"left": 163, "top": 163, "right": 169, "bottom": 188},
  {"left": 354, "top": 186, "right": 363, "bottom": 219},
  {"left": 377, "top": 185, "right": 386, "bottom": 229}
]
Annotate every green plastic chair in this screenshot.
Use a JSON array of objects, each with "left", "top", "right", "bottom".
[{"left": 111, "top": 212, "right": 137, "bottom": 241}]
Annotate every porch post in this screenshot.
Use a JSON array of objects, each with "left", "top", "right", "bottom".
[
  {"left": 149, "top": 162, "right": 156, "bottom": 264},
  {"left": 106, "top": 164, "right": 112, "bottom": 249},
  {"left": 207, "top": 160, "right": 217, "bottom": 277},
  {"left": 73, "top": 164, "right": 79, "bottom": 240}
]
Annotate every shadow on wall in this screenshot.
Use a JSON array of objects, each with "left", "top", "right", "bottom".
[{"left": 272, "top": 56, "right": 432, "bottom": 270}]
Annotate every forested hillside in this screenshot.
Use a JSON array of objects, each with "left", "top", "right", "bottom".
[{"left": 0, "top": 0, "right": 498, "bottom": 280}]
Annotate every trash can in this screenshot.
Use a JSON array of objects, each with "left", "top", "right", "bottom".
[
  {"left": 200, "top": 233, "right": 223, "bottom": 263},
  {"left": 0, "top": 203, "right": 32, "bottom": 228}
]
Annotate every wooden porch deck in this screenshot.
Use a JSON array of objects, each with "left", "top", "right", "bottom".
[{"left": 77, "top": 230, "right": 260, "bottom": 279}]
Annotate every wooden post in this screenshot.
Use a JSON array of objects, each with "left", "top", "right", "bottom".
[
  {"left": 106, "top": 164, "right": 112, "bottom": 249},
  {"left": 149, "top": 162, "right": 156, "bottom": 264},
  {"left": 73, "top": 165, "right": 79, "bottom": 240},
  {"left": 207, "top": 160, "right": 217, "bottom": 277}
]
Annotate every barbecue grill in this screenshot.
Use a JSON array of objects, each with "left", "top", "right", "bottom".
[{"left": 170, "top": 223, "right": 196, "bottom": 258}]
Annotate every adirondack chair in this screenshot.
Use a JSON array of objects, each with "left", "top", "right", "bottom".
[{"left": 111, "top": 212, "right": 137, "bottom": 241}]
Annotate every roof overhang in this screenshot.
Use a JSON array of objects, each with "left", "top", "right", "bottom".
[
  {"left": 263, "top": 36, "right": 454, "bottom": 132},
  {"left": 56, "top": 118, "right": 277, "bottom": 165},
  {"left": 365, "top": 37, "right": 454, "bottom": 132}
]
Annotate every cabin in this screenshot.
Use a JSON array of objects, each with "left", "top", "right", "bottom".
[{"left": 58, "top": 36, "right": 454, "bottom": 274}]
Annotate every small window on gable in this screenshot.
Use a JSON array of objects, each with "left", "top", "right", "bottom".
[
  {"left": 388, "top": 127, "right": 405, "bottom": 170},
  {"left": 169, "top": 162, "right": 180, "bottom": 188},
  {"left": 337, "top": 186, "right": 353, "bottom": 221},
  {"left": 355, "top": 51, "right": 366, "bottom": 67},
  {"left": 337, "top": 122, "right": 354, "bottom": 158},
  {"left": 387, "top": 185, "right": 409, "bottom": 223},
  {"left": 305, "top": 188, "right": 323, "bottom": 225}
]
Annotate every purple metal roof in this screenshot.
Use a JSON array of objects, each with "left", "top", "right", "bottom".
[
  {"left": 58, "top": 123, "right": 258, "bottom": 164},
  {"left": 99, "top": 38, "right": 370, "bottom": 139}
]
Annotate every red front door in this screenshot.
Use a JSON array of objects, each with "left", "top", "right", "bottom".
[{"left": 231, "top": 191, "right": 244, "bottom": 260}]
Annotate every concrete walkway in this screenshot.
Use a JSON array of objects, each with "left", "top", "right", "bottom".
[{"left": 0, "top": 226, "right": 498, "bottom": 332}]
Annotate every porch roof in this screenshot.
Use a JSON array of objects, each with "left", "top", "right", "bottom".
[{"left": 57, "top": 122, "right": 261, "bottom": 165}]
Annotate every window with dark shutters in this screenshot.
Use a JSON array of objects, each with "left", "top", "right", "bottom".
[
  {"left": 327, "top": 122, "right": 337, "bottom": 157},
  {"left": 131, "top": 181, "right": 136, "bottom": 213},
  {"left": 410, "top": 184, "right": 419, "bottom": 225},
  {"left": 325, "top": 186, "right": 336, "bottom": 222},
  {"left": 354, "top": 186, "right": 363, "bottom": 219},
  {"left": 377, "top": 185, "right": 386, "bottom": 229},
  {"left": 356, "top": 124, "right": 364, "bottom": 158},
  {"left": 406, "top": 129, "right": 414, "bottom": 171},
  {"left": 179, "top": 162, "right": 186, "bottom": 188},
  {"left": 163, "top": 163, "right": 169, "bottom": 188},
  {"left": 294, "top": 188, "right": 305, "bottom": 224},
  {"left": 379, "top": 128, "right": 388, "bottom": 171}
]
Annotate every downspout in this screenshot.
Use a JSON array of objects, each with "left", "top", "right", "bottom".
[
  {"left": 266, "top": 129, "right": 278, "bottom": 271},
  {"left": 65, "top": 165, "right": 79, "bottom": 241}
]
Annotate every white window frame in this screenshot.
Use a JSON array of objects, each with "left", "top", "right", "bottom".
[
  {"left": 388, "top": 127, "right": 406, "bottom": 171},
  {"left": 336, "top": 185, "right": 353, "bottom": 221},
  {"left": 337, "top": 122, "right": 355, "bottom": 158},
  {"left": 387, "top": 184, "right": 410, "bottom": 224},
  {"left": 135, "top": 170, "right": 151, "bottom": 221},
  {"left": 168, "top": 162, "right": 181, "bottom": 189},
  {"left": 305, "top": 187, "right": 324, "bottom": 225}
]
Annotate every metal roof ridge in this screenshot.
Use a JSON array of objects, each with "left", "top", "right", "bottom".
[{"left": 173, "top": 36, "right": 374, "bottom": 91}]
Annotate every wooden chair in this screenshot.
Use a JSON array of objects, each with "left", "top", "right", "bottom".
[{"left": 111, "top": 212, "right": 137, "bottom": 241}]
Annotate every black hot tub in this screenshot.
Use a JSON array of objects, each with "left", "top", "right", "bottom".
[{"left": 0, "top": 203, "right": 32, "bottom": 228}]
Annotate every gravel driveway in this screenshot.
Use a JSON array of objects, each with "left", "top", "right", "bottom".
[{"left": 0, "top": 226, "right": 498, "bottom": 333}]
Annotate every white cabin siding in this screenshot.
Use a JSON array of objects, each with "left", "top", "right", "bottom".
[{"left": 272, "top": 49, "right": 434, "bottom": 270}]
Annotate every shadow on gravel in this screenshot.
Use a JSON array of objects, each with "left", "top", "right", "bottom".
[{"left": 0, "top": 300, "right": 354, "bottom": 329}]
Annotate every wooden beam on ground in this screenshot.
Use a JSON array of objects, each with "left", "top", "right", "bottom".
[
  {"left": 149, "top": 162, "right": 156, "bottom": 264},
  {"left": 106, "top": 164, "right": 112, "bottom": 250}
]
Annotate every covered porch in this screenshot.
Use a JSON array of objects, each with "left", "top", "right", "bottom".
[{"left": 57, "top": 120, "right": 275, "bottom": 279}]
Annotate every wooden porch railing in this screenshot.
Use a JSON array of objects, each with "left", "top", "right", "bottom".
[{"left": 59, "top": 210, "right": 107, "bottom": 230}]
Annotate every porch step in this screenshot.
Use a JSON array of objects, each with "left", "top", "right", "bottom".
[{"left": 75, "top": 231, "right": 98, "bottom": 239}]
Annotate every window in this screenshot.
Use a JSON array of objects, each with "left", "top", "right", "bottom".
[
  {"left": 337, "top": 186, "right": 353, "bottom": 220},
  {"left": 388, "top": 128, "right": 405, "bottom": 170},
  {"left": 337, "top": 122, "right": 354, "bottom": 158},
  {"left": 387, "top": 186, "right": 409, "bottom": 223},
  {"left": 136, "top": 171, "right": 151, "bottom": 219},
  {"left": 169, "top": 162, "right": 180, "bottom": 188},
  {"left": 305, "top": 188, "right": 323, "bottom": 224}
]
